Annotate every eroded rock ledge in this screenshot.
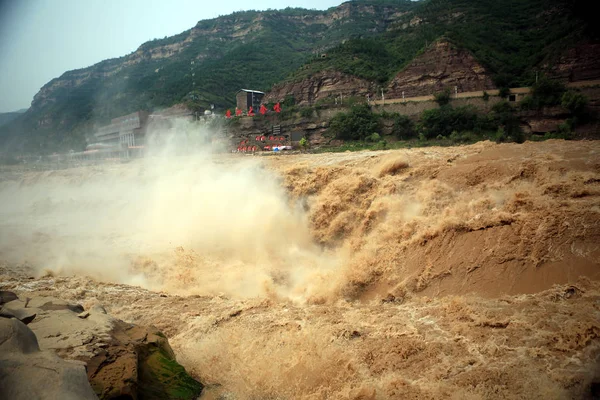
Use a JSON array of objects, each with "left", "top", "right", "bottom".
[{"left": 0, "top": 291, "right": 203, "bottom": 400}]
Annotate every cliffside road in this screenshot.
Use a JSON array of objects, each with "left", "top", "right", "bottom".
[{"left": 372, "top": 79, "right": 600, "bottom": 105}]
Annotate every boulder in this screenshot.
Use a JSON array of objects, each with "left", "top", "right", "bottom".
[
  {"left": 25, "top": 297, "right": 203, "bottom": 400},
  {"left": 0, "top": 318, "right": 98, "bottom": 400},
  {"left": 0, "top": 306, "right": 37, "bottom": 325},
  {"left": 0, "top": 317, "right": 40, "bottom": 354},
  {"left": 1, "top": 293, "right": 203, "bottom": 400},
  {"left": 28, "top": 296, "right": 85, "bottom": 313},
  {"left": 0, "top": 291, "right": 18, "bottom": 305}
]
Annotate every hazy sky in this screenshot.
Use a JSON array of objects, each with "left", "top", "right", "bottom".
[{"left": 0, "top": 0, "right": 343, "bottom": 112}]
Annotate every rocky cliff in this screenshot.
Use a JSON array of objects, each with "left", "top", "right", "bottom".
[
  {"left": 1, "top": 0, "right": 419, "bottom": 153},
  {"left": 28, "top": 1, "right": 412, "bottom": 117},
  {"left": 265, "top": 39, "right": 497, "bottom": 104},
  {"left": 264, "top": 70, "right": 373, "bottom": 105},
  {"left": 543, "top": 42, "right": 600, "bottom": 82},
  {"left": 386, "top": 40, "right": 496, "bottom": 98}
]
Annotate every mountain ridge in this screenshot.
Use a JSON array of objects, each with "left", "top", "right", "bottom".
[{"left": 0, "top": 0, "right": 597, "bottom": 153}]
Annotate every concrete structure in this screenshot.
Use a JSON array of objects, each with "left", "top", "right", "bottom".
[
  {"left": 236, "top": 89, "right": 265, "bottom": 112},
  {"left": 92, "top": 111, "right": 149, "bottom": 148},
  {"left": 89, "top": 111, "right": 149, "bottom": 157}
]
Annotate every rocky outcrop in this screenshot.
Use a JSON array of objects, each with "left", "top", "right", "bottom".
[
  {"left": 543, "top": 42, "right": 600, "bottom": 82},
  {"left": 264, "top": 70, "right": 373, "bottom": 106},
  {"left": 0, "top": 293, "right": 203, "bottom": 400},
  {"left": 0, "top": 292, "right": 98, "bottom": 400},
  {"left": 518, "top": 106, "right": 570, "bottom": 135},
  {"left": 386, "top": 40, "right": 496, "bottom": 99}
]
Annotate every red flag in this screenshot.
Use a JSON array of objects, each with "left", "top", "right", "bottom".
[
  {"left": 226, "top": 109, "right": 232, "bottom": 119},
  {"left": 260, "top": 104, "right": 268, "bottom": 115},
  {"left": 248, "top": 106, "right": 255, "bottom": 116},
  {"left": 273, "top": 102, "right": 281, "bottom": 113},
  {"left": 235, "top": 108, "right": 242, "bottom": 116}
]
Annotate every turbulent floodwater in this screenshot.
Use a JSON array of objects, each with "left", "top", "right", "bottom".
[{"left": 1, "top": 139, "right": 600, "bottom": 399}]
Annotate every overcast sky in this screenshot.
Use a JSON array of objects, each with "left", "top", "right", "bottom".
[{"left": 0, "top": 0, "right": 343, "bottom": 112}]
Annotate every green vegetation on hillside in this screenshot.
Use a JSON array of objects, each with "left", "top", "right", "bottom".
[
  {"left": 320, "top": 86, "right": 593, "bottom": 151},
  {"left": 1, "top": 1, "right": 412, "bottom": 152},
  {"left": 293, "top": 0, "right": 592, "bottom": 88},
  {"left": 329, "top": 104, "right": 382, "bottom": 140},
  {"left": 1, "top": 0, "right": 596, "bottom": 153}
]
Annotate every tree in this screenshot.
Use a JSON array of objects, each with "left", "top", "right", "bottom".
[
  {"left": 562, "top": 90, "right": 588, "bottom": 117},
  {"left": 498, "top": 87, "right": 511, "bottom": 98},
  {"left": 419, "top": 105, "right": 478, "bottom": 139},
  {"left": 299, "top": 137, "right": 309, "bottom": 151},
  {"left": 434, "top": 88, "right": 452, "bottom": 106},
  {"left": 491, "top": 100, "right": 523, "bottom": 143},
  {"left": 392, "top": 114, "right": 416, "bottom": 139},
  {"left": 530, "top": 78, "right": 566, "bottom": 107},
  {"left": 329, "top": 104, "right": 381, "bottom": 141}
]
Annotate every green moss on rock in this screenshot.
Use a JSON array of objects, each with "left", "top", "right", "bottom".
[{"left": 138, "top": 345, "right": 203, "bottom": 400}]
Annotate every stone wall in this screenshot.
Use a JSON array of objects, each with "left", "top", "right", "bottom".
[{"left": 373, "top": 96, "right": 505, "bottom": 116}]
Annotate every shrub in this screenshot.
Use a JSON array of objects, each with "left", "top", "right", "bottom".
[
  {"left": 419, "top": 105, "right": 478, "bottom": 139},
  {"left": 299, "top": 137, "right": 309, "bottom": 149},
  {"left": 329, "top": 104, "right": 381, "bottom": 141},
  {"left": 498, "top": 87, "right": 511, "bottom": 98},
  {"left": 367, "top": 132, "right": 381, "bottom": 142},
  {"left": 491, "top": 100, "right": 513, "bottom": 114},
  {"left": 392, "top": 114, "right": 416, "bottom": 140},
  {"left": 490, "top": 100, "right": 522, "bottom": 142},
  {"left": 300, "top": 107, "right": 314, "bottom": 118},
  {"left": 512, "top": 127, "right": 525, "bottom": 143},
  {"left": 493, "top": 73, "right": 515, "bottom": 90},
  {"left": 530, "top": 78, "right": 566, "bottom": 107},
  {"left": 449, "top": 130, "right": 479, "bottom": 143},
  {"left": 557, "top": 120, "right": 573, "bottom": 139},
  {"left": 561, "top": 90, "right": 588, "bottom": 116},
  {"left": 434, "top": 88, "right": 452, "bottom": 106},
  {"left": 519, "top": 95, "right": 535, "bottom": 110},
  {"left": 283, "top": 95, "right": 296, "bottom": 107},
  {"left": 495, "top": 126, "right": 507, "bottom": 143},
  {"left": 372, "top": 139, "right": 388, "bottom": 150}
]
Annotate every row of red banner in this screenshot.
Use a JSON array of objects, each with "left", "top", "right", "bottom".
[
  {"left": 236, "top": 145, "right": 288, "bottom": 152},
  {"left": 225, "top": 102, "right": 282, "bottom": 118}
]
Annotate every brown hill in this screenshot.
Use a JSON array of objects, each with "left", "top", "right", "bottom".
[
  {"left": 543, "top": 42, "right": 600, "bottom": 82},
  {"left": 386, "top": 40, "right": 496, "bottom": 98},
  {"left": 264, "top": 70, "right": 373, "bottom": 106}
]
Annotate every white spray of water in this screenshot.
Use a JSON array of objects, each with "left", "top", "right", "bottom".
[{"left": 0, "top": 119, "right": 343, "bottom": 301}]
